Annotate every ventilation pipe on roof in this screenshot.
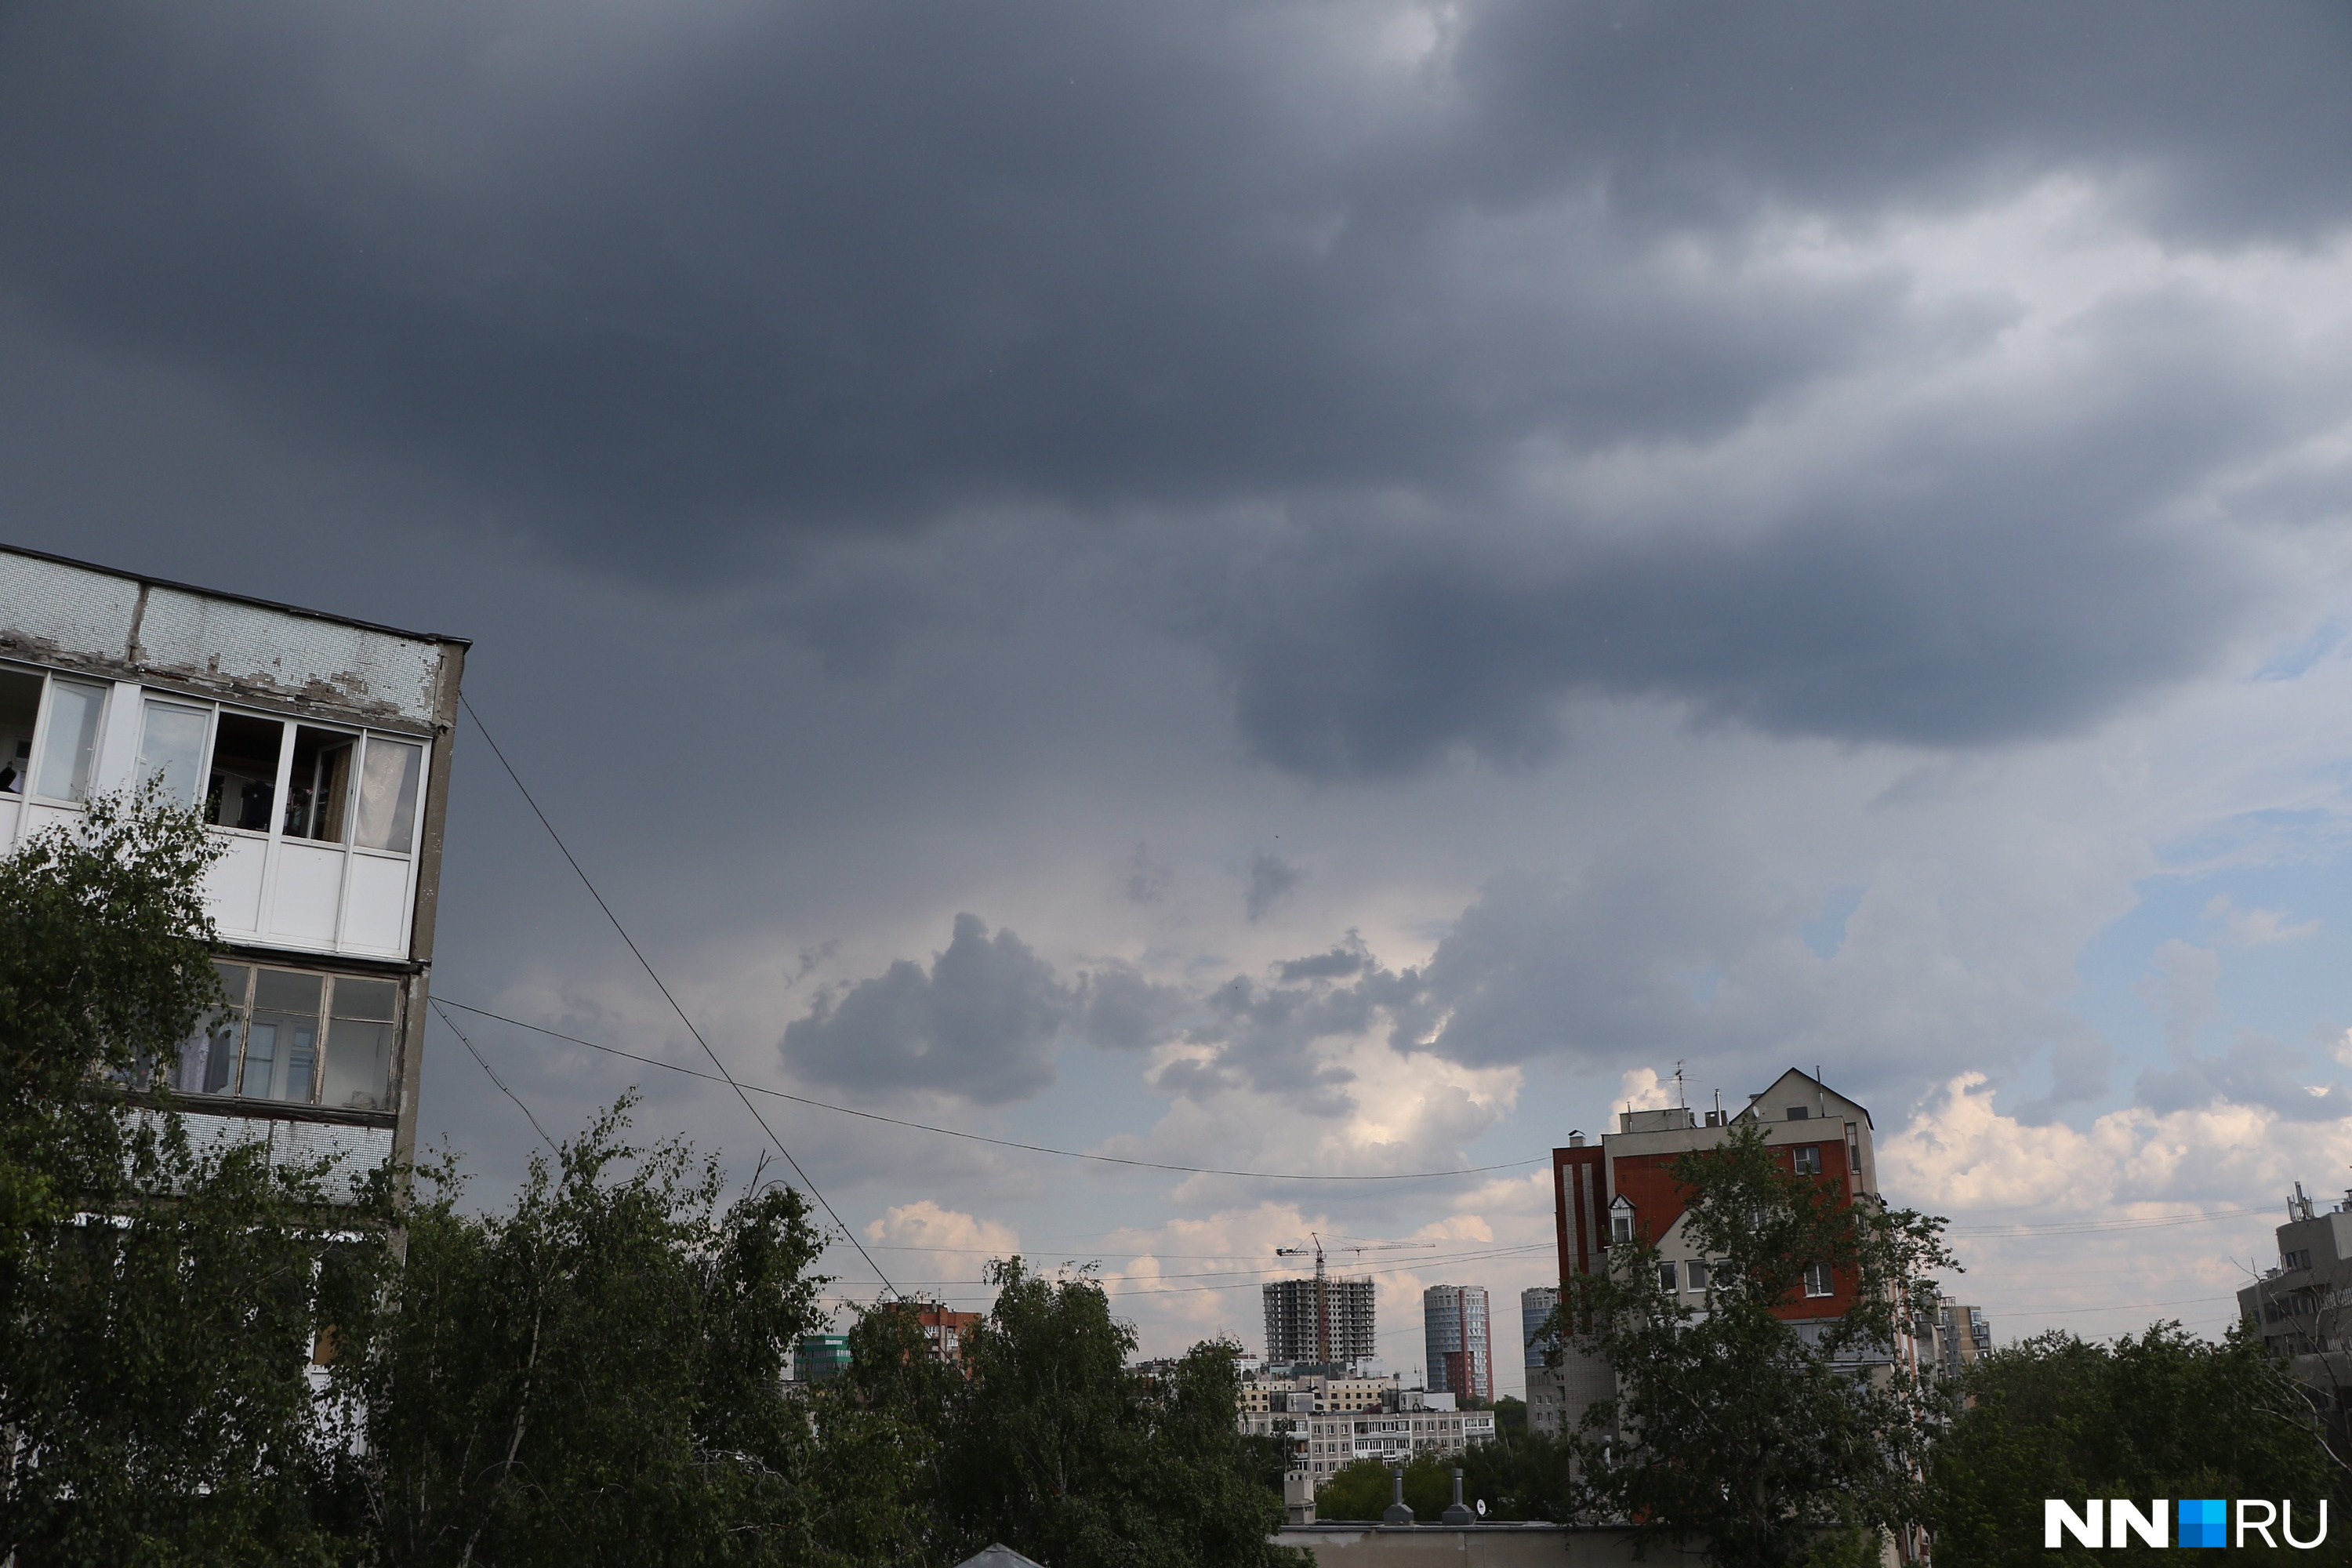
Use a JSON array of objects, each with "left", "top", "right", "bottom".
[
  {"left": 1383, "top": 1466, "right": 1414, "bottom": 1525},
  {"left": 1443, "top": 1468, "right": 1475, "bottom": 1526}
]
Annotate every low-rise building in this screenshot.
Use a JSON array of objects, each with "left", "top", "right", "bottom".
[
  {"left": 1240, "top": 1367, "right": 1399, "bottom": 1417},
  {"left": 1240, "top": 1367, "right": 1497, "bottom": 1484}
]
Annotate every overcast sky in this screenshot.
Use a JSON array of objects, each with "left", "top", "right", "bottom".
[{"left": 7, "top": 0, "right": 2352, "bottom": 1390}]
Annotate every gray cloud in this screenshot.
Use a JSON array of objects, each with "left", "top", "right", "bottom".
[
  {"left": 0, "top": 0, "right": 2339, "bottom": 781},
  {"left": 782, "top": 913, "right": 1073, "bottom": 1104},
  {"left": 780, "top": 917, "right": 1198, "bottom": 1098},
  {"left": 1245, "top": 851, "right": 1303, "bottom": 923},
  {"left": 1074, "top": 965, "right": 1190, "bottom": 1053},
  {"left": 2137, "top": 1033, "right": 2352, "bottom": 1122}
]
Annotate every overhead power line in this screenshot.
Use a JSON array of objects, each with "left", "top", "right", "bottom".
[
  {"left": 436, "top": 997, "right": 1544, "bottom": 1185},
  {"left": 460, "top": 697, "right": 900, "bottom": 1298},
  {"left": 431, "top": 1000, "right": 559, "bottom": 1156},
  {"left": 1948, "top": 1206, "right": 2272, "bottom": 1237}
]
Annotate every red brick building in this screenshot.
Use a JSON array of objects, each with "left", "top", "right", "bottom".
[
  {"left": 1555, "top": 1067, "right": 1879, "bottom": 1302},
  {"left": 912, "top": 1302, "right": 982, "bottom": 1367},
  {"left": 1537, "top": 1069, "right": 1915, "bottom": 1432}
]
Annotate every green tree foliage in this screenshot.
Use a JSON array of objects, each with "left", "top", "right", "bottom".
[
  {"left": 1460, "top": 1425, "right": 1576, "bottom": 1521},
  {"left": 326, "top": 1102, "right": 880, "bottom": 1567},
  {"left": 837, "top": 1260, "right": 1304, "bottom": 1567},
  {"left": 1927, "top": 1323, "right": 2349, "bottom": 1567},
  {"left": 0, "top": 790, "right": 363, "bottom": 1565},
  {"left": 0, "top": 787, "right": 222, "bottom": 1248},
  {"left": 1548, "top": 1125, "right": 1955, "bottom": 1568},
  {"left": 1316, "top": 1429, "right": 1574, "bottom": 1524}
]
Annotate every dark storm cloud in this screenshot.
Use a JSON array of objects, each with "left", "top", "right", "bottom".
[
  {"left": 779, "top": 916, "right": 1191, "bottom": 1098},
  {"left": 782, "top": 913, "right": 1073, "bottom": 1103},
  {"left": 0, "top": 0, "right": 2343, "bottom": 772}
]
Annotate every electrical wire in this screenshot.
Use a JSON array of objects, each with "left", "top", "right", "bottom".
[
  {"left": 430, "top": 1000, "right": 559, "bottom": 1155},
  {"left": 460, "top": 696, "right": 901, "bottom": 1298},
  {"left": 435, "top": 996, "right": 1545, "bottom": 1185},
  {"left": 1948, "top": 1206, "right": 2272, "bottom": 1237}
]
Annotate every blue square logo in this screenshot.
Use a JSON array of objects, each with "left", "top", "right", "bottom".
[{"left": 2180, "top": 1498, "right": 2227, "bottom": 1548}]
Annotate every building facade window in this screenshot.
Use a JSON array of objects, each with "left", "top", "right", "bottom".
[
  {"left": 36, "top": 677, "right": 107, "bottom": 803},
  {"left": 1657, "top": 1261, "right": 1677, "bottom": 1293},
  {"left": 173, "top": 961, "right": 403, "bottom": 1112},
  {"left": 1792, "top": 1145, "right": 1823, "bottom": 1176},
  {"left": 1802, "top": 1261, "right": 1835, "bottom": 1298}
]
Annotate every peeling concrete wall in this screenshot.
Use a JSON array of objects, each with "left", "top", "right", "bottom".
[{"left": 0, "top": 548, "right": 462, "bottom": 732}]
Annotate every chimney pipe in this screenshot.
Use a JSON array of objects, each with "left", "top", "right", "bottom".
[
  {"left": 1442, "top": 1467, "right": 1475, "bottom": 1526},
  {"left": 1383, "top": 1465, "right": 1414, "bottom": 1526}
]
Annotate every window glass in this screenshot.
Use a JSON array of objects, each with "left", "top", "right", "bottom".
[
  {"left": 207, "top": 713, "right": 284, "bottom": 831},
  {"left": 285, "top": 727, "right": 355, "bottom": 843},
  {"left": 354, "top": 737, "right": 422, "bottom": 851},
  {"left": 322, "top": 975, "right": 400, "bottom": 1112},
  {"left": 1792, "top": 1145, "right": 1822, "bottom": 1177},
  {"left": 176, "top": 961, "right": 251, "bottom": 1094},
  {"left": 34, "top": 678, "right": 107, "bottom": 801},
  {"left": 1657, "top": 1261, "right": 1677, "bottom": 1293},
  {"left": 0, "top": 669, "right": 40, "bottom": 794},
  {"left": 136, "top": 699, "right": 210, "bottom": 808},
  {"left": 245, "top": 969, "right": 323, "bottom": 1103},
  {"left": 1686, "top": 1259, "right": 1710, "bottom": 1292}
]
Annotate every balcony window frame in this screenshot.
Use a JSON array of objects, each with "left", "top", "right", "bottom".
[{"left": 173, "top": 962, "right": 405, "bottom": 1116}]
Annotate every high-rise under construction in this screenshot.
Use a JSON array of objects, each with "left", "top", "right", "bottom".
[{"left": 1262, "top": 1274, "right": 1375, "bottom": 1366}]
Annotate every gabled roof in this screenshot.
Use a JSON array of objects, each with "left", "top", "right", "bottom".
[
  {"left": 1733, "top": 1067, "right": 1873, "bottom": 1129},
  {"left": 956, "top": 1548, "right": 1050, "bottom": 1568}
]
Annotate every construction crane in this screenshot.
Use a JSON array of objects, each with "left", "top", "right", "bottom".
[{"left": 1273, "top": 1232, "right": 1439, "bottom": 1364}]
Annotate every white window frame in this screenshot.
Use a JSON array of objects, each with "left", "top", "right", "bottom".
[
  {"left": 15, "top": 666, "right": 113, "bottom": 808},
  {"left": 1802, "top": 1261, "right": 1835, "bottom": 1298},
  {"left": 1792, "top": 1144, "right": 1823, "bottom": 1177},
  {"left": 0, "top": 665, "right": 433, "bottom": 956}
]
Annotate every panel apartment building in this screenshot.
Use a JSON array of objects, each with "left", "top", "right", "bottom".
[
  {"left": 2238, "top": 1180, "right": 2352, "bottom": 1437},
  {"left": 1237, "top": 1367, "right": 1497, "bottom": 1485},
  {"left": 1544, "top": 1069, "right": 1928, "bottom": 1432},
  {"left": 0, "top": 546, "right": 466, "bottom": 1186}
]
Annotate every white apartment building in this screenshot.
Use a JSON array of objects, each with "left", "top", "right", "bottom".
[
  {"left": 1239, "top": 1370, "right": 1497, "bottom": 1485},
  {"left": 0, "top": 546, "right": 466, "bottom": 1187}
]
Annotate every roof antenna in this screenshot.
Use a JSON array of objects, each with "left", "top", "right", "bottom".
[{"left": 1673, "top": 1060, "right": 1686, "bottom": 1109}]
